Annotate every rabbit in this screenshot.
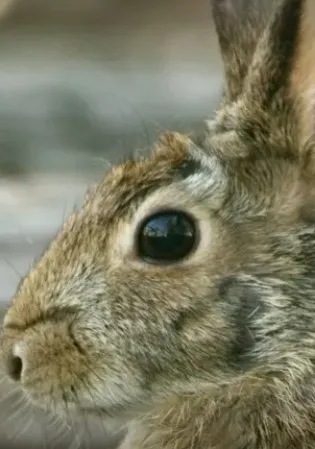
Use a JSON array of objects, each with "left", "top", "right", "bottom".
[{"left": 2, "top": 0, "right": 315, "bottom": 447}]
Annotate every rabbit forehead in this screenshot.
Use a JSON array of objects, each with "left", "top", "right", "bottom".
[{"left": 84, "top": 132, "right": 220, "bottom": 220}]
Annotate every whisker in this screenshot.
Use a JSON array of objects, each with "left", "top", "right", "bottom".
[
  {"left": 68, "top": 433, "right": 83, "bottom": 449},
  {"left": 2, "top": 256, "right": 23, "bottom": 280},
  {"left": 48, "top": 415, "right": 72, "bottom": 449},
  {"left": 71, "top": 384, "right": 94, "bottom": 449},
  {"left": 3, "top": 395, "right": 32, "bottom": 425},
  {"left": 78, "top": 375, "right": 118, "bottom": 444},
  {"left": 61, "top": 200, "right": 69, "bottom": 224},
  {"left": 0, "top": 387, "right": 24, "bottom": 405},
  {"left": 87, "top": 156, "right": 113, "bottom": 175},
  {"left": 106, "top": 89, "right": 153, "bottom": 148},
  {"left": 0, "top": 374, "right": 13, "bottom": 388},
  {"left": 39, "top": 412, "right": 49, "bottom": 449},
  {"left": 77, "top": 357, "right": 105, "bottom": 389},
  {"left": 40, "top": 390, "right": 84, "bottom": 449},
  {"left": 10, "top": 416, "right": 34, "bottom": 444},
  {"left": 2, "top": 390, "right": 28, "bottom": 412},
  {"left": 1, "top": 395, "right": 36, "bottom": 443}
]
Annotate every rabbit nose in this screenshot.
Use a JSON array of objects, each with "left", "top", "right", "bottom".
[{"left": 6, "top": 343, "right": 25, "bottom": 382}]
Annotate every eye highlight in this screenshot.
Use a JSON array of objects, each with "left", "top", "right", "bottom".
[{"left": 137, "top": 210, "right": 197, "bottom": 263}]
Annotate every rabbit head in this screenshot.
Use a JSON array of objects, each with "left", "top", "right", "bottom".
[{"left": 2, "top": 0, "right": 315, "bottom": 447}]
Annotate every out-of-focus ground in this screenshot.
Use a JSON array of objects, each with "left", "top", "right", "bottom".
[{"left": 0, "top": 0, "right": 223, "bottom": 447}]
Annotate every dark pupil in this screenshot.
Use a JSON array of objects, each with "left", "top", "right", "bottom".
[{"left": 139, "top": 211, "right": 195, "bottom": 262}]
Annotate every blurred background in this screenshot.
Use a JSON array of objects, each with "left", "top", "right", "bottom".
[{"left": 0, "top": 0, "right": 223, "bottom": 447}]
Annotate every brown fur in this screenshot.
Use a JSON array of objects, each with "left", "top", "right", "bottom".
[{"left": 2, "top": 0, "right": 315, "bottom": 448}]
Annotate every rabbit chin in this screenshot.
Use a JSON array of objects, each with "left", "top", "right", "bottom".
[{"left": 21, "top": 370, "right": 148, "bottom": 424}]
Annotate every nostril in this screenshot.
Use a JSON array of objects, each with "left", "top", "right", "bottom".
[{"left": 7, "top": 355, "right": 23, "bottom": 381}]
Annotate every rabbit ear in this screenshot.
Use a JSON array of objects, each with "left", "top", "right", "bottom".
[
  {"left": 210, "top": 0, "right": 315, "bottom": 160},
  {"left": 241, "top": 0, "right": 315, "bottom": 147},
  {"left": 211, "top": 0, "right": 273, "bottom": 102},
  {"left": 242, "top": 0, "right": 304, "bottom": 107}
]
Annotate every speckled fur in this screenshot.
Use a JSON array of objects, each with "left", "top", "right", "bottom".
[{"left": 2, "top": 0, "right": 315, "bottom": 448}]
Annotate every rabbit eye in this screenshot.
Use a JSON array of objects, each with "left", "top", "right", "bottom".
[{"left": 138, "top": 210, "right": 196, "bottom": 263}]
